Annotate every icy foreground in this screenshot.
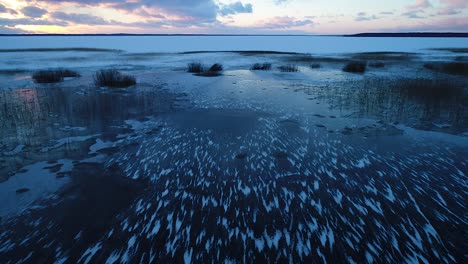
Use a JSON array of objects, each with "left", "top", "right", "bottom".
[{"left": 0, "top": 48, "right": 467, "bottom": 263}]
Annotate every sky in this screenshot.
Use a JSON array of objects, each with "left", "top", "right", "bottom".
[{"left": 0, "top": 0, "right": 467, "bottom": 34}]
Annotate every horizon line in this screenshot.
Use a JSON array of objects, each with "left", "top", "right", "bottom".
[{"left": 0, "top": 32, "right": 467, "bottom": 38}]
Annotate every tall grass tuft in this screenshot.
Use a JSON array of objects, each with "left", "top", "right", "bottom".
[
  {"left": 94, "top": 69, "right": 136, "bottom": 88},
  {"left": 396, "top": 79, "right": 464, "bottom": 101},
  {"left": 251, "top": 63, "right": 272, "bottom": 71},
  {"left": 310, "top": 63, "right": 321, "bottom": 69},
  {"left": 343, "top": 61, "right": 367, "bottom": 73},
  {"left": 189, "top": 63, "right": 223, "bottom": 77},
  {"left": 278, "top": 64, "right": 299, "bottom": 72},
  {"left": 187, "top": 62, "right": 204, "bottom": 73},
  {"left": 208, "top": 63, "right": 223, "bottom": 72},
  {"left": 424, "top": 62, "right": 468, "bottom": 76},
  {"left": 32, "top": 68, "right": 80, "bottom": 83}
]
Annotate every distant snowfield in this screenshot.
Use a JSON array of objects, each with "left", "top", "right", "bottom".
[{"left": 0, "top": 36, "right": 466, "bottom": 53}]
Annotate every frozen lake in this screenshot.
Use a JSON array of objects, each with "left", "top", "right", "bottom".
[
  {"left": 1, "top": 35, "right": 467, "bottom": 53},
  {"left": 0, "top": 38, "right": 467, "bottom": 263}
]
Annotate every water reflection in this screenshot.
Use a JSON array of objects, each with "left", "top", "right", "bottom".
[
  {"left": 0, "top": 85, "right": 183, "bottom": 181},
  {"left": 318, "top": 78, "right": 467, "bottom": 133}
]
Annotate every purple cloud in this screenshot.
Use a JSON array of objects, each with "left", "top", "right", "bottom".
[
  {"left": 21, "top": 6, "right": 48, "bottom": 18},
  {"left": 36, "top": 0, "right": 220, "bottom": 21},
  {"left": 0, "top": 4, "right": 18, "bottom": 15},
  {"left": 406, "top": 0, "right": 432, "bottom": 10},
  {"left": 51, "top": 12, "right": 111, "bottom": 25}
]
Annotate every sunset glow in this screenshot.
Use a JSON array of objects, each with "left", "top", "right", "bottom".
[{"left": 0, "top": 1, "right": 467, "bottom": 34}]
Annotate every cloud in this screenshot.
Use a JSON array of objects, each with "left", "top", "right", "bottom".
[
  {"left": 0, "top": 26, "right": 27, "bottom": 34},
  {"left": 0, "top": 17, "right": 67, "bottom": 27},
  {"left": 381, "top": 16, "right": 468, "bottom": 32},
  {"left": 51, "top": 12, "right": 111, "bottom": 25},
  {"left": 355, "top": 12, "right": 378, "bottom": 21},
  {"left": 437, "top": 0, "right": 467, "bottom": 15},
  {"left": 146, "top": 0, "right": 219, "bottom": 21},
  {"left": 36, "top": 0, "right": 220, "bottom": 22},
  {"left": 260, "top": 16, "right": 313, "bottom": 29},
  {"left": 3, "top": 0, "right": 467, "bottom": 34},
  {"left": 0, "top": 4, "right": 18, "bottom": 15},
  {"left": 406, "top": 0, "right": 431, "bottom": 10},
  {"left": 402, "top": 10, "right": 425, "bottom": 19},
  {"left": 219, "top": 2, "right": 253, "bottom": 16},
  {"left": 21, "top": 6, "right": 48, "bottom": 18}
]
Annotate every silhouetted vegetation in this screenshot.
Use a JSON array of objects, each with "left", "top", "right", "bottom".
[
  {"left": 209, "top": 63, "right": 223, "bottom": 72},
  {"left": 187, "top": 62, "right": 204, "bottom": 73},
  {"left": 33, "top": 71, "right": 63, "bottom": 83},
  {"left": 310, "top": 63, "right": 321, "bottom": 69},
  {"left": 424, "top": 62, "right": 468, "bottom": 76},
  {"left": 369, "top": 61, "right": 385, "bottom": 68},
  {"left": 343, "top": 61, "right": 367, "bottom": 73},
  {"left": 56, "top": 69, "right": 81, "bottom": 78},
  {"left": 94, "top": 69, "right": 136, "bottom": 88},
  {"left": 396, "top": 78, "right": 464, "bottom": 103},
  {"left": 278, "top": 64, "right": 299, "bottom": 72},
  {"left": 189, "top": 63, "right": 224, "bottom": 77},
  {"left": 32, "top": 69, "right": 80, "bottom": 83},
  {"left": 319, "top": 77, "right": 466, "bottom": 132},
  {"left": 251, "top": 63, "right": 272, "bottom": 70}
]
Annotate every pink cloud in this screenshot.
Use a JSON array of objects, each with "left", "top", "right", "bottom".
[
  {"left": 406, "top": 0, "right": 432, "bottom": 10},
  {"left": 438, "top": 0, "right": 467, "bottom": 15}
]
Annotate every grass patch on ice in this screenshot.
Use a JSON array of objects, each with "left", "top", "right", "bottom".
[
  {"left": 208, "top": 63, "right": 223, "bottom": 72},
  {"left": 187, "top": 62, "right": 204, "bottom": 73},
  {"left": 423, "top": 62, "right": 468, "bottom": 76},
  {"left": 310, "top": 63, "right": 321, "bottom": 69},
  {"left": 278, "top": 64, "right": 299, "bottom": 72},
  {"left": 32, "top": 69, "right": 81, "bottom": 83},
  {"left": 343, "top": 61, "right": 367, "bottom": 73},
  {"left": 251, "top": 63, "right": 272, "bottom": 71},
  {"left": 396, "top": 79, "right": 465, "bottom": 102},
  {"left": 326, "top": 78, "right": 466, "bottom": 131},
  {"left": 188, "top": 62, "right": 223, "bottom": 77},
  {"left": 94, "top": 69, "right": 136, "bottom": 88}
]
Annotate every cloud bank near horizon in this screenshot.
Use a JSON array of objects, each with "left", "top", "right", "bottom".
[{"left": 0, "top": 0, "right": 467, "bottom": 34}]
